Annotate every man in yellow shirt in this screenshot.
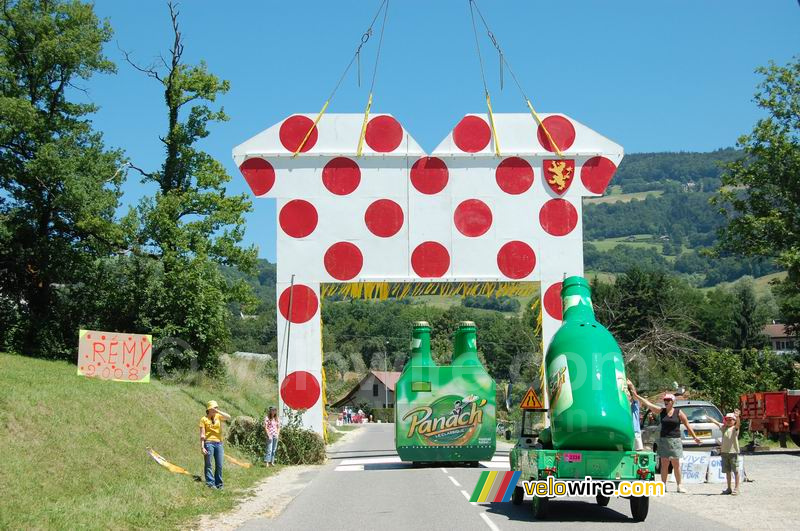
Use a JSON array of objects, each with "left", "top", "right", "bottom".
[{"left": 199, "top": 400, "right": 231, "bottom": 489}]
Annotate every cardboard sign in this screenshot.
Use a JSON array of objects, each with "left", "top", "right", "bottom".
[
  {"left": 707, "top": 455, "right": 744, "bottom": 483},
  {"left": 668, "top": 451, "right": 710, "bottom": 484},
  {"left": 77, "top": 330, "right": 152, "bottom": 383},
  {"left": 520, "top": 386, "right": 545, "bottom": 410}
]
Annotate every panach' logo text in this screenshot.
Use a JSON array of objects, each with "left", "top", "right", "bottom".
[{"left": 404, "top": 401, "right": 484, "bottom": 439}]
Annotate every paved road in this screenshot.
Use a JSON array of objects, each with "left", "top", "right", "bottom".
[{"left": 245, "top": 424, "right": 737, "bottom": 530}]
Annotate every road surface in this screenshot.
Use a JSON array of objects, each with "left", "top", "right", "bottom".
[{"left": 237, "top": 423, "right": 764, "bottom": 530}]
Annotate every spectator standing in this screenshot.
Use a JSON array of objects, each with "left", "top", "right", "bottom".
[
  {"left": 263, "top": 406, "right": 280, "bottom": 466},
  {"left": 707, "top": 409, "right": 741, "bottom": 495},
  {"left": 199, "top": 400, "right": 231, "bottom": 489}
]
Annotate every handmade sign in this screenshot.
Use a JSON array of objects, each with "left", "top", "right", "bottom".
[
  {"left": 77, "top": 329, "right": 152, "bottom": 382},
  {"left": 234, "top": 112, "right": 622, "bottom": 433},
  {"left": 707, "top": 454, "right": 744, "bottom": 483},
  {"left": 668, "top": 451, "right": 711, "bottom": 484}
]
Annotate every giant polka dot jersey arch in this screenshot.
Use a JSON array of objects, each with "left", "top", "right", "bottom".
[{"left": 233, "top": 112, "right": 624, "bottom": 433}]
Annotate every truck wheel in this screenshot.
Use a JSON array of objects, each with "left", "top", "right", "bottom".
[
  {"left": 778, "top": 432, "right": 787, "bottom": 448},
  {"left": 630, "top": 496, "right": 649, "bottom": 522},
  {"left": 790, "top": 432, "right": 800, "bottom": 447},
  {"left": 596, "top": 493, "right": 610, "bottom": 507},
  {"left": 512, "top": 486, "right": 523, "bottom": 505},
  {"left": 532, "top": 496, "right": 548, "bottom": 519}
]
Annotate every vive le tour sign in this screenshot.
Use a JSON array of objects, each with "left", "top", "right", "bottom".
[{"left": 77, "top": 330, "right": 152, "bottom": 383}]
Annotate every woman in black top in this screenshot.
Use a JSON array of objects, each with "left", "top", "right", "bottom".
[{"left": 634, "top": 391, "right": 701, "bottom": 493}]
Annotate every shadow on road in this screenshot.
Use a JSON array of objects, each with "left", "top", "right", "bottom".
[{"left": 485, "top": 499, "right": 633, "bottom": 524}]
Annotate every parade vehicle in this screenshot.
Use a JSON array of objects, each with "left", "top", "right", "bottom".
[
  {"left": 509, "top": 276, "right": 657, "bottom": 522},
  {"left": 395, "top": 321, "right": 497, "bottom": 464},
  {"left": 740, "top": 389, "right": 800, "bottom": 447}
]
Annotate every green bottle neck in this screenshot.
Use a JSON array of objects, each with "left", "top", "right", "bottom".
[
  {"left": 410, "top": 328, "right": 435, "bottom": 367},
  {"left": 561, "top": 276, "right": 596, "bottom": 322},
  {"left": 452, "top": 327, "right": 481, "bottom": 366}
]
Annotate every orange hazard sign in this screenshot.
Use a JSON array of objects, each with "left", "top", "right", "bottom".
[{"left": 520, "top": 387, "right": 544, "bottom": 410}]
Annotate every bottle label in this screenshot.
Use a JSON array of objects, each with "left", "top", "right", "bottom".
[
  {"left": 410, "top": 338, "right": 422, "bottom": 349},
  {"left": 548, "top": 354, "right": 573, "bottom": 416},
  {"left": 563, "top": 294, "right": 593, "bottom": 312}
]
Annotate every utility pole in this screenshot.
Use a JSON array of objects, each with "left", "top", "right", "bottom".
[{"left": 384, "top": 340, "right": 390, "bottom": 408}]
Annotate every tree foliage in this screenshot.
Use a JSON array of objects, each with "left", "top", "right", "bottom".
[
  {"left": 715, "top": 57, "right": 800, "bottom": 334},
  {"left": 0, "top": 0, "right": 124, "bottom": 357},
  {"left": 120, "top": 2, "right": 256, "bottom": 373}
]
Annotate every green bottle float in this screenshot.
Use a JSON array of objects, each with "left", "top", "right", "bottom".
[
  {"left": 545, "top": 276, "right": 634, "bottom": 451},
  {"left": 395, "top": 321, "right": 496, "bottom": 462}
]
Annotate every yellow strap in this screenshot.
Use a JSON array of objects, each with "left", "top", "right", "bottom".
[
  {"left": 526, "top": 99, "right": 564, "bottom": 158},
  {"left": 485, "top": 91, "right": 501, "bottom": 156},
  {"left": 356, "top": 92, "right": 373, "bottom": 157},
  {"left": 292, "top": 100, "right": 330, "bottom": 158}
]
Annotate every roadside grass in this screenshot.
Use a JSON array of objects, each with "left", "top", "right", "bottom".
[
  {"left": 584, "top": 189, "right": 663, "bottom": 205},
  {"left": 0, "top": 352, "right": 279, "bottom": 530},
  {"left": 326, "top": 424, "right": 360, "bottom": 445}
]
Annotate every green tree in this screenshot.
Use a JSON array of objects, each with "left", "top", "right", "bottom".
[
  {"left": 695, "top": 349, "right": 748, "bottom": 412},
  {"left": 714, "top": 57, "right": 800, "bottom": 335},
  {"left": 122, "top": 2, "right": 255, "bottom": 373},
  {"left": 730, "top": 279, "right": 767, "bottom": 349},
  {"left": 0, "top": 0, "right": 124, "bottom": 357}
]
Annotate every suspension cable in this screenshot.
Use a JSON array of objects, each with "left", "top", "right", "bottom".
[
  {"left": 357, "top": 0, "right": 390, "bottom": 156},
  {"left": 468, "top": 0, "right": 501, "bottom": 156},
  {"left": 468, "top": 0, "right": 565, "bottom": 158},
  {"left": 292, "top": 0, "right": 389, "bottom": 157}
]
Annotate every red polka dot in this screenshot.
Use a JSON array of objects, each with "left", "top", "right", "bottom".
[
  {"left": 581, "top": 156, "right": 617, "bottom": 194},
  {"left": 365, "top": 199, "right": 404, "bottom": 237},
  {"left": 281, "top": 371, "right": 321, "bottom": 410},
  {"left": 537, "top": 115, "right": 576, "bottom": 153},
  {"left": 453, "top": 115, "right": 491, "bottom": 153},
  {"left": 279, "top": 285, "right": 319, "bottom": 324},
  {"left": 101, "top": 335, "right": 106, "bottom": 340},
  {"left": 454, "top": 199, "right": 493, "bottom": 237},
  {"left": 410, "top": 157, "right": 448, "bottom": 194},
  {"left": 279, "top": 200, "right": 318, "bottom": 238},
  {"left": 239, "top": 157, "right": 275, "bottom": 196},
  {"left": 544, "top": 282, "right": 563, "bottom": 320},
  {"left": 322, "top": 157, "right": 360, "bottom": 195},
  {"left": 411, "top": 242, "right": 450, "bottom": 278},
  {"left": 365, "top": 115, "right": 403, "bottom": 152},
  {"left": 539, "top": 199, "right": 578, "bottom": 236},
  {"left": 497, "top": 241, "right": 536, "bottom": 279},
  {"left": 324, "top": 242, "right": 363, "bottom": 281},
  {"left": 496, "top": 157, "right": 534, "bottom": 194},
  {"left": 279, "top": 115, "right": 318, "bottom": 153}
]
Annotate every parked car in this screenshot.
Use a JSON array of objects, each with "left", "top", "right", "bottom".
[{"left": 640, "top": 399, "right": 724, "bottom": 455}]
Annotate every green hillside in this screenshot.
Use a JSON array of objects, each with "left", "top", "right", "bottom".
[{"left": 0, "top": 353, "right": 278, "bottom": 530}]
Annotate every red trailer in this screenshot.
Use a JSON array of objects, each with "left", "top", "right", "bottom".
[{"left": 740, "top": 390, "right": 800, "bottom": 447}]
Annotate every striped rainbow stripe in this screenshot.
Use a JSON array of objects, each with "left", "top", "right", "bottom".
[{"left": 470, "top": 471, "right": 522, "bottom": 503}]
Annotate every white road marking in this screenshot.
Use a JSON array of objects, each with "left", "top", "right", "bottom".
[
  {"left": 449, "top": 476, "right": 461, "bottom": 487},
  {"left": 460, "top": 489, "right": 477, "bottom": 506},
  {"left": 334, "top": 464, "right": 364, "bottom": 472},
  {"left": 479, "top": 512, "right": 500, "bottom": 531},
  {"left": 441, "top": 467, "right": 448, "bottom": 473},
  {"left": 479, "top": 461, "right": 509, "bottom": 469},
  {"left": 339, "top": 456, "right": 402, "bottom": 466}
]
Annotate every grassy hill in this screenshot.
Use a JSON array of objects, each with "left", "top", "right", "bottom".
[{"left": 0, "top": 353, "right": 279, "bottom": 530}]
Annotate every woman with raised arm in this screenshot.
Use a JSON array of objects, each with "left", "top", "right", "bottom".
[
  {"left": 632, "top": 391, "right": 701, "bottom": 493},
  {"left": 199, "top": 400, "right": 232, "bottom": 489}
]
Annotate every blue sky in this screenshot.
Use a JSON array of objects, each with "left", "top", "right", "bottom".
[{"left": 83, "top": 0, "right": 799, "bottom": 261}]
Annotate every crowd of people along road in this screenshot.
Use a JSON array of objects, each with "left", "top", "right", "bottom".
[
  {"left": 339, "top": 406, "right": 366, "bottom": 424},
  {"left": 627, "top": 382, "right": 742, "bottom": 495}
]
